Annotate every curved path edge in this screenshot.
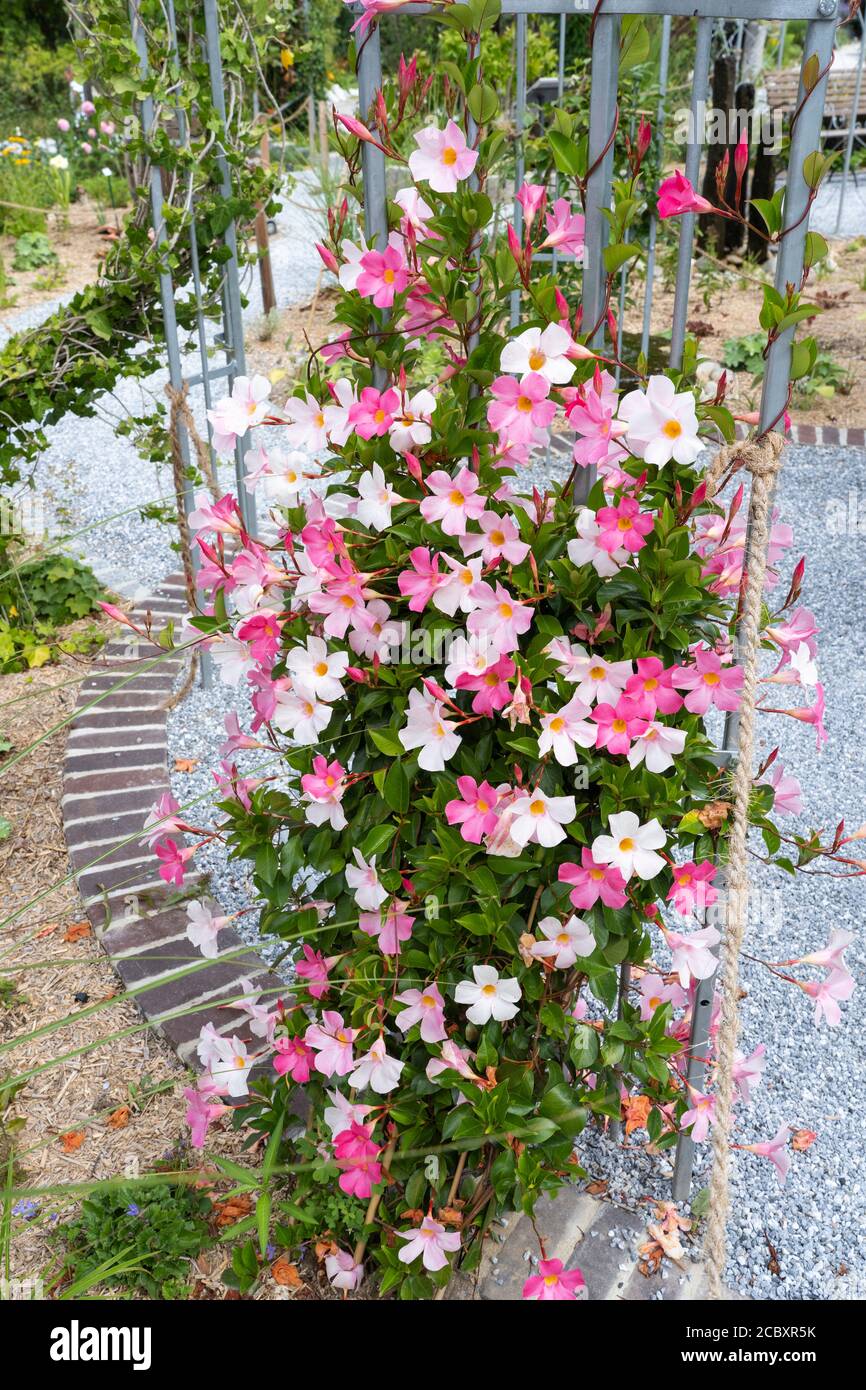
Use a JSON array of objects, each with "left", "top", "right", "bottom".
[{"left": 61, "top": 573, "right": 284, "bottom": 1072}]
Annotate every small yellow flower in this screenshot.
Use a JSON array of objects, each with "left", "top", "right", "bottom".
[{"left": 280, "top": 47, "right": 294, "bottom": 70}]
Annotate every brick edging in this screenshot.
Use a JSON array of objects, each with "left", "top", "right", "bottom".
[{"left": 62, "top": 573, "right": 284, "bottom": 1070}]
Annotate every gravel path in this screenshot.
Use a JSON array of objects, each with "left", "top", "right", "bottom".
[{"left": 5, "top": 177, "right": 862, "bottom": 1300}]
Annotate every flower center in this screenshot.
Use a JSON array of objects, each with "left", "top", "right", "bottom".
[
  {"left": 528, "top": 350, "right": 546, "bottom": 371},
  {"left": 498, "top": 602, "right": 513, "bottom": 619},
  {"left": 530, "top": 798, "right": 546, "bottom": 816},
  {"left": 550, "top": 717, "right": 565, "bottom": 733},
  {"left": 476, "top": 798, "right": 490, "bottom": 813},
  {"left": 421, "top": 995, "right": 435, "bottom": 1008},
  {"left": 619, "top": 837, "right": 635, "bottom": 852},
  {"left": 643, "top": 677, "right": 658, "bottom": 691},
  {"left": 315, "top": 661, "right": 328, "bottom": 676},
  {"left": 383, "top": 268, "right": 395, "bottom": 284},
  {"left": 649, "top": 995, "right": 661, "bottom": 1010},
  {"left": 326, "top": 775, "right": 336, "bottom": 787},
  {"left": 557, "top": 934, "right": 570, "bottom": 946},
  {"left": 233, "top": 1055, "right": 246, "bottom": 1069},
  {"left": 612, "top": 718, "right": 627, "bottom": 733},
  {"left": 662, "top": 418, "right": 683, "bottom": 439},
  {"left": 374, "top": 409, "right": 386, "bottom": 423},
  {"left": 703, "top": 671, "right": 720, "bottom": 685},
  {"left": 517, "top": 395, "right": 533, "bottom": 413},
  {"left": 490, "top": 529, "right": 505, "bottom": 546},
  {"left": 589, "top": 665, "right": 605, "bottom": 680},
  {"left": 315, "top": 412, "right": 325, "bottom": 428},
  {"left": 544, "top": 1274, "right": 559, "bottom": 1287},
  {"left": 617, "top": 516, "right": 633, "bottom": 531},
  {"left": 461, "top": 568, "right": 473, "bottom": 585},
  {"left": 442, "top": 146, "right": 458, "bottom": 166},
  {"left": 679, "top": 873, "right": 692, "bottom": 886},
  {"left": 590, "top": 868, "right": 604, "bottom": 881},
  {"left": 482, "top": 984, "right": 497, "bottom": 996},
  {"left": 449, "top": 490, "right": 465, "bottom": 505}
]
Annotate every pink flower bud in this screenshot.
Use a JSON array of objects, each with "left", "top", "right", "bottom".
[{"left": 316, "top": 243, "right": 339, "bottom": 274}]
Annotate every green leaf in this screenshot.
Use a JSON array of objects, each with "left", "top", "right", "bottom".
[{"left": 539, "top": 1082, "right": 588, "bottom": 1138}]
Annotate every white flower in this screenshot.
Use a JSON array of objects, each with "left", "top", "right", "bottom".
[
  {"left": 323, "top": 377, "right": 357, "bottom": 447},
  {"left": 573, "top": 652, "right": 632, "bottom": 706},
  {"left": 790, "top": 641, "right": 818, "bottom": 689},
  {"left": 432, "top": 554, "right": 483, "bottom": 618},
  {"left": 345, "top": 849, "right": 388, "bottom": 912},
  {"left": 530, "top": 915, "right": 596, "bottom": 970},
  {"left": 272, "top": 684, "right": 333, "bottom": 743},
  {"left": 407, "top": 119, "right": 478, "bottom": 194},
  {"left": 185, "top": 900, "right": 231, "bottom": 959},
  {"left": 537, "top": 696, "right": 596, "bottom": 766},
  {"left": 389, "top": 388, "right": 436, "bottom": 453},
  {"left": 567, "top": 507, "right": 628, "bottom": 577},
  {"left": 210, "top": 634, "right": 253, "bottom": 686},
  {"left": 208, "top": 1034, "right": 254, "bottom": 1098},
  {"left": 284, "top": 391, "right": 328, "bottom": 450},
  {"left": 443, "top": 631, "right": 498, "bottom": 685},
  {"left": 398, "top": 686, "right": 461, "bottom": 771},
  {"left": 499, "top": 324, "right": 575, "bottom": 384},
  {"left": 263, "top": 448, "right": 307, "bottom": 506},
  {"left": 356, "top": 462, "right": 402, "bottom": 531},
  {"left": 338, "top": 235, "right": 369, "bottom": 291},
  {"left": 618, "top": 375, "right": 702, "bottom": 467},
  {"left": 455, "top": 964, "right": 521, "bottom": 1025},
  {"left": 509, "top": 789, "right": 576, "bottom": 848},
  {"left": 285, "top": 635, "right": 348, "bottom": 700},
  {"left": 348, "top": 1037, "right": 405, "bottom": 1094},
  {"left": 626, "top": 721, "right": 687, "bottom": 774},
  {"left": 592, "top": 810, "right": 666, "bottom": 881},
  {"left": 49, "top": 153, "right": 69, "bottom": 170},
  {"left": 323, "top": 1088, "right": 372, "bottom": 1138}
]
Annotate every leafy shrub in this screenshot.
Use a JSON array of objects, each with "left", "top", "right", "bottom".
[
  {"left": 1, "top": 552, "right": 103, "bottom": 625},
  {"left": 59, "top": 1183, "right": 213, "bottom": 1299},
  {"left": 11, "top": 231, "right": 57, "bottom": 272}
]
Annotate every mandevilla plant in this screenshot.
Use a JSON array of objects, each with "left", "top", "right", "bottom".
[{"left": 134, "top": 0, "right": 857, "bottom": 1301}]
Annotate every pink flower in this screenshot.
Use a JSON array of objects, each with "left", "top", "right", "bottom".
[
  {"left": 397, "top": 1215, "right": 461, "bottom": 1272},
  {"left": 739, "top": 1123, "right": 791, "bottom": 1185},
  {"left": 540, "top": 197, "right": 586, "bottom": 258},
  {"left": 184, "top": 1080, "right": 228, "bottom": 1149},
  {"left": 57, "top": 118, "right": 70, "bottom": 132},
  {"left": 594, "top": 497, "right": 655, "bottom": 554},
  {"left": 530, "top": 914, "right": 596, "bottom": 970},
  {"left": 467, "top": 580, "right": 532, "bottom": 655},
  {"left": 398, "top": 547, "right": 447, "bottom": 612},
  {"left": 347, "top": 1, "right": 411, "bottom": 37},
  {"left": 395, "top": 982, "right": 448, "bottom": 1043},
  {"left": 765, "top": 607, "right": 819, "bottom": 666},
  {"left": 455, "top": 653, "right": 516, "bottom": 716},
  {"left": 304, "top": 1010, "right": 359, "bottom": 1077},
  {"left": 273, "top": 1035, "right": 316, "bottom": 1083},
  {"left": 661, "top": 924, "right": 721, "bottom": 989},
  {"left": 797, "top": 927, "right": 854, "bottom": 975},
  {"left": 487, "top": 372, "right": 557, "bottom": 445},
  {"left": 236, "top": 610, "right": 283, "bottom": 665},
  {"left": 301, "top": 755, "right": 348, "bottom": 831},
  {"left": 325, "top": 1248, "right": 363, "bottom": 1291},
  {"left": 348, "top": 1036, "right": 405, "bottom": 1093},
  {"left": 188, "top": 491, "right": 242, "bottom": 536},
  {"left": 680, "top": 1088, "right": 716, "bottom": 1142},
  {"left": 666, "top": 861, "right": 718, "bottom": 917},
  {"left": 446, "top": 776, "right": 502, "bottom": 844},
  {"left": 523, "top": 1259, "right": 586, "bottom": 1301},
  {"left": 733, "top": 1044, "right": 766, "bottom": 1104},
  {"left": 356, "top": 241, "right": 410, "bottom": 307},
  {"left": 515, "top": 181, "right": 547, "bottom": 230},
  {"left": 459, "top": 509, "right": 530, "bottom": 565},
  {"left": 346, "top": 849, "right": 388, "bottom": 911},
  {"left": 559, "top": 850, "right": 628, "bottom": 911},
  {"left": 220, "top": 711, "right": 259, "bottom": 757},
  {"left": 760, "top": 684, "right": 827, "bottom": 751},
  {"left": 141, "top": 791, "right": 184, "bottom": 849},
  {"left": 657, "top": 170, "right": 713, "bottom": 218},
  {"left": 408, "top": 118, "right": 478, "bottom": 193},
  {"left": 155, "top": 839, "right": 194, "bottom": 886},
  {"left": 359, "top": 900, "right": 414, "bottom": 956},
  {"left": 797, "top": 970, "right": 854, "bottom": 1027},
  {"left": 100, "top": 119, "right": 115, "bottom": 136},
  {"left": 591, "top": 694, "right": 647, "bottom": 755},
  {"left": 426, "top": 1040, "right": 482, "bottom": 1085},
  {"left": 637, "top": 973, "right": 687, "bottom": 1021},
  {"left": 420, "top": 466, "right": 486, "bottom": 536},
  {"left": 334, "top": 1123, "right": 382, "bottom": 1199},
  {"left": 348, "top": 385, "right": 400, "bottom": 439},
  {"left": 295, "top": 943, "right": 335, "bottom": 1000},
  {"left": 623, "top": 657, "right": 683, "bottom": 715},
  {"left": 567, "top": 385, "right": 628, "bottom": 470},
  {"left": 673, "top": 645, "right": 743, "bottom": 714}
]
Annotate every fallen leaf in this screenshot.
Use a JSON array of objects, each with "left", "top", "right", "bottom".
[
  {"left": 764, "top": 1231, "right": 781, "bottom": 1276},
  {"left": 212, "top": 1194, "right": 252, "bottom": 1228},
  {"left": 623, "top": 1094, "right": 652, "bottom": 1137},
  {"left": 585, "top": 1179, "right": 608, "bottom": 1197},
  {"left": 59, "top": 1131, "right": 85, "bottom": 1152},
  {"left": 271, "top": 1257, "right": 303, "bottom": 1288},
  {"left": 437, "top": 1206, "right": 464, "bottom": 1228},
  {"left": 64, "top": 921, "right": 92, "bottom": 942},
  {"left": 174, "top": 757, "right": 199, "bottom": 773},
  {"left": 315, "top": 1240, "right": 337, "bottom": 1262},
  {"left": 697, "top": 800, "right": 731, "bottom": 829},
  {"left": 791, "top": 1128, "right": 818, "bottom": 1151},
  {"left": 35, "top": 923, "right": 59, "bottom": 939},
  {"left": 647, "top": 1221, "right": 686, "bottom": 1263},
  {"left": 106, "top": 1106, "right": 130, "bottom": 1130}
]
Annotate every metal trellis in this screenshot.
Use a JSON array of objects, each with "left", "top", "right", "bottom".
[{"left": 350, "top": 0, "right": 838, "bottom": 1201}]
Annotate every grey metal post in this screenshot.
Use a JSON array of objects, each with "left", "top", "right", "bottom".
[
  {"left": 834, "top": 19, "right": 866, "bottom": 234},
  {"left": 356, "top": 19, "right": 389, "bottom": 389},
  {"left": 202, "top": 0, "right": 256, "bottom": 538},
  {"left": 669, "top": 15, "right": 713, "bottom": 370},
  {"left": 510, "top": 12, "right": 529, "bottom": 328},
  {"left": 777, "top": 20, "right": 787, "bottom": 70},
  {"left": 582, "top": 13, "right": 621, "bottom": 353},
  {"left": 302, "top": 0, "right": 317, "bottom": 162},
  {"left": 129, "top": 0, "right": 211, "bottom": 688},
  {"left": 641, "top": 14, "right": 672, "bottom": 362}
]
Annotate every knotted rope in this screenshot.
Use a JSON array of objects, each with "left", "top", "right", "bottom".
[{"left": 700, "top": 431, "right": 786, "bottom": 1299}]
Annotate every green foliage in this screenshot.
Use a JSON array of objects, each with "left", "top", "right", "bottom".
[
  {"left": 11, "top": 232, "right": 57, "bottom": 272},
  {"left": 59, "top": 1182, "right": 213, "bottom": 1298},
  {"left": 722, "top": 330, "right": 768, "bottom": 376},
  {"left": 0, "top": 552, "right": 103, "bottom": 625}
]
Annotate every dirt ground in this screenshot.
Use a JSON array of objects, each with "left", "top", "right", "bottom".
[
  {"left": 0, "top": 197, "right": 126, "bottom": 324},
  {"left": 0, "top": 635, "right": 314, "bottom": 1300},
  {"left": 624, "top": 233, "right": 866, "bottom": 429}
]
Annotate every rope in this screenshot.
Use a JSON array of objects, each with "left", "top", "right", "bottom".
[
  {"left": 162, "top": 383, "right": 206, "bottom": 710},
  {"left": 701, "top": 431, "right": 785, "bottom": 1299}
]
